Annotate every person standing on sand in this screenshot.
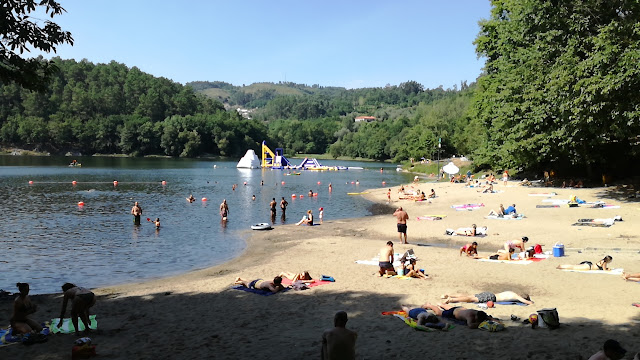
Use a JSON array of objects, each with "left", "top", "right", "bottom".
[
  {"left": 378, "top": 241, "right": 396, "bottom": 276},
  {"left": 387, "top": 189, "right": 391, "bottom": 203},
  {"left": 220, "top": 199, "right": 229, "bottom": 220},
  {"left": 393, "top": 207, "right": 409, "bottom": 244},
  {"left": 322, "top": 311, "right": 357, "bottom": 360},
  {"left": 131, "top": 201, "right": 142, "bottom": 225}
]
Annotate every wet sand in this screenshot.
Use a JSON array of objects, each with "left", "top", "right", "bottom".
[{"left": 2, "top": 181, "right": 640, "bottom": 359}]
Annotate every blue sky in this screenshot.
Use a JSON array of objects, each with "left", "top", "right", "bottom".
[{"left": 33, "top": 0, "right": 491, "bottom": 89}]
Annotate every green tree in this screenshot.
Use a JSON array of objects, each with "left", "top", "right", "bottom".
[{"left": 0, "top": 0, "right": 73, "bottom": 91}]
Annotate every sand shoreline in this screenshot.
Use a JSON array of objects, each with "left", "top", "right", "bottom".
[{"left": 3, "top": 181, "right": 640, "bottom": 359}]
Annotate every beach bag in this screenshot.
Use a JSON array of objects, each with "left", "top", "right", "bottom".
[
  {"left": 478, "top": 320, "right": 505, "bottom": 332},
  {"left": 537, "top": 308, "right": 560, "bottom": 329},
  {"left": 534, "top": 244, "right": 543, "bottom": 254}
]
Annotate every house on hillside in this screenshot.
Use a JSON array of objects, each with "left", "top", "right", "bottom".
[{"left": 354, "top": 116, "right": 376, "bottom": 123}]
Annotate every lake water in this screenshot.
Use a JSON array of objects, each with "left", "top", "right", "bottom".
[{"left": 0, "top": 156, "right": 412, "bottom": 294}]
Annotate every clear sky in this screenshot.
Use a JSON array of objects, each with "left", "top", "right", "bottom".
[{"left": 33, "top": 0, "right": 491, "bottom": 89}]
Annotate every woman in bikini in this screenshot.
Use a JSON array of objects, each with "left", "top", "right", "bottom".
[
  {"left": 459, "top": 242, "right": 479, "bottom": 257},
  {"left": 10, "top": 283, "right": 43, "bottom": 335},
  {"left": 556, "top": 255, "right": 613, "bottom": 271},
  {"left": 58, "top": 283, "right": 97, "bottom": 336},
  {"left": 504, "top": 236, "right": 528, "bottom": 253},
  {"left": 278, "top": 271, "right": 314, "bottom": 283},
  {"left": 403, "top": 259, "right": 429, "bottom": 280}
]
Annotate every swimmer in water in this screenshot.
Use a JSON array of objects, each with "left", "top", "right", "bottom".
[
  {"left": 187, "top": 194, "right": 196, "bottom": 203},
  {"left": 154, "top": 218, "right": 160, "bottom": 228},
  {"left": 252, "top": 195, "right": 256, "bottom": 201}
]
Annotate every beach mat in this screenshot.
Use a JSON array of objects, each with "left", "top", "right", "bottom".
[
  {"left": 493, "top": 301, "right": 529, "bottom": 306},
  {"left": 0, "top": 328, "right": 20, "bottom": 347},
  {"left": 529, "top": 193, "right": 557, "bottom": 197},
  {"left": 452, "top": 204, "right": 485, "bottom": 211},
  {"left": 561, "top": 268, "right": 624, "bottom": 275},
  {"left": 50, "top": 315, "right": 97, "bottom": 334},
  {"left": 476, "top": 258, "right": 533, "bottom": 265},
  {"left": 536, "top": 205, "right": 560, "bottom": 208},
  {"left": 485, "top": 214, "right": 525, "bottom": 220},
  {"left": 231, "top": 285, "right": 291, "bottom": 296},
  {"left": 416, "top": 215, "right": 446, "bottom": 220},
  {"left": 444, "top": 228, "right": 487, "bottom": 237},
  {"left": 382, "top": 311, "right": 453, "bottom": 331},
  {"left": 280, "top": 278, "right": 333, "bottom": 288},
  {"left": 572, "top": 222, "right": 613, "bottom": 228}
]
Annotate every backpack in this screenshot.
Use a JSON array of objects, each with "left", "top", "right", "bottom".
[{"left": 537, "top": 308, "right": 560, "bottom": 329}]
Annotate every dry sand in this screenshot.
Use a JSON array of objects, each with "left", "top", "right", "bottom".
[{"left": 2, "top": 181, "right": 640, "bottom": 359}]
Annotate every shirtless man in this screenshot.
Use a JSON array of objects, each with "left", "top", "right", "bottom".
[
  {"left": 321, "top": 311, "right": 357, "bottom": 360},
  {"left": 280, "top": 197, "right": 288, "bottom": 216},
  {"left": 270, "top": 198, "right": 277, "bottom": 217},
  {"left": 10, "top": 283, "right": 42, "bottom": 334},
  {"left": 59, "top": 283, "right": 96, "bottom": 336},
  {"left": 220, "top": 199, "right": 229, "bottom": 220},
  {"left": 393, "top": 207, "right": 409, "bottom": 244},
  {"left": 234, "top": 276, "right": 286, "bottom": 293},
  {"left": 131, "top": 201, "right": 142, "bottom": 225},
  {"left": 442, "top": 291, "right": 534, "bottom": 305},
  {"left": 422, "top": 303, "right": 490, "bottom": 329},
  {"left": 378, "top": 241, "right": 396, "bottom": 276}
]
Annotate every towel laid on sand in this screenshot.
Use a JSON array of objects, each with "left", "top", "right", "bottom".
[
  {"left": 561, "top": 268, "right": 624, "bottom": 275},
  {"left": 486, "top": 214, "right": 525, "bottom": 220},
  {"left": 50, "top": 315, "right": 97, "bottom": 334},
  {"left": 280, "top": 278, "right": 333, "bottom": 288},
  {"left": 445, "top": 227, "right": 488, "bottom": 237},
  {"left": 381, "top": 311, "right": 454, "bottom": 331},
  {"left": 528, "top": 193, "right": 557, "bottom": 197},
  {"left": 476, "top": 258, "right": 533, "bottom": 265},
  {"left": 355, "top": 253, "right": 406, "bottom": 267},
  {"left": 452, "top": 203, "right": 485, "bottom": 211},
  {"left": 416, "top": 215, "right": 445, "bottom": 220},
  {"left": 536, "top": 205, "right": 560, "bottom": 208},
  {"left": 231, "top": 285, "right": 291, "bottom": 296}
]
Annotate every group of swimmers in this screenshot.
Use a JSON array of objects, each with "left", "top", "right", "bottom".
[{"left": 9, "top": 282, "right": 96, "bottom": 337}]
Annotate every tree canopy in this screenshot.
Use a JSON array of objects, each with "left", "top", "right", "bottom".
[{"left": 0, "top": 0, "right": 74, "bottom": 92}]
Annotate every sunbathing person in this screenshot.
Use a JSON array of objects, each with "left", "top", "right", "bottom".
[
  {"left": 401, "top": 258, "right": 429, "bottom": 280},
  {"left": 278, "top": 271, "right": 313, "bottom": 283},
  {"left": 504, "top": 236, "right": 528, "bottom": 253},
  {"left": 485, "top": 248, "right": 515, "bottom": 261},
  {"left": 622, "top": 272, "right": 640, "bottom": 282},
  {"left": 441, "top": 291, "right": 534, "bottom": 305},
  {"left": 401, "top": 305, "right": 440, "bottom": 326},
  {"left": 459, "top": 242, "right": 478, "bottom": 257},
  {"left": 487, "top": 204, "right": 506, "bottom": 217},
  {"left": 556, "top": 255, "right": 613, "bottom": 271},
  {"left": 455, "top": 224, "right": 480, "bottom": 236},
  {"left": 422, "top": 303, "right": 490, "bottom": 329},
  {"left": 235, "top": 276, "right": 286, "bottom": 293},
  {"left": 10, "top": 282, "right": 43, "bottom": 335}
]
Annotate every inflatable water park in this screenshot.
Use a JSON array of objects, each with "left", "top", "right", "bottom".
[{"left": 236, "top": 141, "right": 362, "bottom": 170}]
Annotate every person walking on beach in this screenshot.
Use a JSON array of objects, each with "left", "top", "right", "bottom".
[
  {"left": 131, "top": 201, "right": 142, "bottom": 225},
  {"left": 378, "top": 241, "right": 396, "bottom": 276},
  {"left": 280, "top": 197, "right": 288, "bottom": 216},
  {"left": 322, "top": 311, "right": 357, "bottom": 360},
  {"left": 387, "top": 189, "right": 391, "bottom": 203},
  {"left": 58, "top": 283, "right": 96, "bottom": 336},
  {"left": 393, "top": 207, "right": 409, "bottom": 244},
  {"left": 220, "top": 199, "right": 229, "bottom": 220}
]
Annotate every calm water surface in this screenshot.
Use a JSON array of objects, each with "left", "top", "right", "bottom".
[{"left": 0, "top": 156, "right": 412, "bottom": 294}]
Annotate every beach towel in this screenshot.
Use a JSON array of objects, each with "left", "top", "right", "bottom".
[
  {"left": 0, "top": 328, "right": 21, "bottom": 347},
  {"left": 231, "top": 285, "right": 291, "bottom": 296},
  {"left": 381, "top": 311, "right": 453, "bottom": 332},
  {"left": 280, "top": 278, "right": 333, "bottom": 288},
  {"left": 585, "top": 203, "right": 620, "bottom": 209},
  {"left": 492, "top": 301, "right": 530, "bottom": 306},
  {"left": 528, "top": 193, "right": 557, "bottom": 196},
  {"left": 416, "top": 215, "right": 446, "bottom": 220},
  {"left": 485, "top": 214, "right": 525, "bottom": 220},
  {"left": 476, "top": 258, "right": 533, "bottom": 265},
  {"left": 572, "top": 218, "right": 615, "bottom": 227},
  {"left": 536, "top": 205, "right": 560, "bottom": 208},
  {"left": 50, "top": 315, "right": 97, "bottom": 334},
  {"left": 561, "top": 268, "right": 624, "bottom": 275},
  {"left": 452, "top": 203, "right": 485, "bottom": 211},
  {"left": 542, "top": 199, "right": 570, "bottom": 204}
]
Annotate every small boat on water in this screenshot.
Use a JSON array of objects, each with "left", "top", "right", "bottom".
[{"left": 68, "top": 160, "right": 82, "bottom": 167}]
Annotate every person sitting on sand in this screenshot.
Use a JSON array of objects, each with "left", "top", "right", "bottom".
[
  {"left": 321, "top": 311, "right": 357, "bottom": 360},
  {"left": 59, "top": 283, "right": 96, "bottom": 336},
  {"left": 486, "top": 248, "right": 515, "bottom": 261},
  {"left": 187, "top": 194, "right": 196, "bottom": 203},
  {"left": 557, "top": 255, "right": 613, "bottom": 271},
  {"left": 378, "top": 241, "right": 396, "bottom": 277},
  {"left": 422, "top": 303, "right": 491, "bottom": 329},
  {"left": 460, "top": 242, "right": 479, "bottom": 257},
  {"left": 418, "top": 192, "right": 426, "bottom": 201},
  {"left": 10, "top": 282, "right": 43, "bottom": 335},
  {"left": 401, "top": 258, "right": 429, "bottom": 280},
  {"left": 588, "top": 339, "right": 628, "bottom": 360},
  {"left": 504, "top": 236, "right": 529, "bottom": 253},
  {"left": 487, "top": 204, "right": 506, "bottom": 217},
  {"left": 504, "top": 203, "right": 517, "bottom": 215},
  {"left": 234, "top": 276, "right": 286, "bottom": 293},
  {"left": 279, "top": 271, "right": 313, "bottom": 283},
  {"left": 441, "top": 291, "right": 534, "bottom": 305},
  {"left": 518, "top": 178, "right": 532, "bottom": 186},
  {"left": 296, "top": 210, "right": 314, "bottom": 226},
  {"left": 428, "top": 189, "right": 436, "bottom": 198},
  {"left": 481, "top": 184, "right": 494, "bottom": 193},
  {"left": 623, "top": 272, "right": 640, "bottom": 282}
]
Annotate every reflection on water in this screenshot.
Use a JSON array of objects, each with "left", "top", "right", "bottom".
[{"left": 0, "top": 156, "right": 411, "bottom": 294}]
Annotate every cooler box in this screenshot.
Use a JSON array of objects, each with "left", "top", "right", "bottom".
[{"left": 553, "top": 243, "right": 564, "bottom": 257}]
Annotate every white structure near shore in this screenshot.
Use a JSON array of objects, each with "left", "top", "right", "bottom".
[{"left": 236, "top": 149, "right": 260, "bottom": 168}]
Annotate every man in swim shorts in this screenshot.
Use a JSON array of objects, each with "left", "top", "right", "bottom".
[
  {"left": 442, "top": 291, "right": 533, "bottom": 305},
  {"left": 234, "top": 276, "right": 285, "bottom": 293},
  {"left": 401, "top": 305, "right": 440, "bottom": 325},
  {"left": 422, "top": 303, "right": 490, "bottom": 329},
  {"left": 393, "top": 207, "right": 409, "bottom": 244},
  {"left": 131, "top": 201, "right": 142, "bottom": 225},
  {"left": 378, "top": 241, "right": 396, "bottom": 276}
]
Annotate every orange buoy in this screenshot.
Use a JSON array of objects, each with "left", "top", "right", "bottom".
[
  {"left": 300, "top": 195, "right": 304, "bottom": 198},
  {"left": 313, "top": 193, "right": 318, "bottom": 196},
  {"left": 77, "top": 201, "right": 84, "bottom": 206},
  {"left": 281, "top": 181, "right": 285, "bottom": 185},
  {"left": 351, "top": 181, "right": 355, "bottom": 184},
  {"left": 72, "top": 180, "right": 77, "bottom": 185},
  {"left": 382, "top": 181, "right": 386, "bottom": 185},
  {"left": 202, "top": 197, "right": 208, "bottom": 201},
  {"left": 292, "top": 194, "right": 296, "bottom": 198},
  {"left": 161, "top": 180, "right": 167, "bottom": 185},
  {"left": 317, "top": 181, "right": 321, "bottom": 185},
  {"left": 28, "top": 180, "right": 33, "bottom": 185}
]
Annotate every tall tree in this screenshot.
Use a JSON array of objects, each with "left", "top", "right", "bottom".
[{"left": 0, "top": 0, "right": 74, "bottom": 91}]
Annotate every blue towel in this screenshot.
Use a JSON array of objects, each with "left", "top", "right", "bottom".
[
  {"left": 494, "top": 301, "right": 529, "bottom": 306},
  {"left": 231, "top": 285, "right": 290, "bottom": 296}
]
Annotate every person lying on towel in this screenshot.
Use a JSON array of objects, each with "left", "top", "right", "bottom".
[{"left": 235, "top": 276, "right": 286, "bottom": 293}]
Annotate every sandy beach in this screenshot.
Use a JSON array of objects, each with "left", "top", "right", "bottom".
[{"left": 2, "top": 180, "right": 640, "bottom": 359}]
